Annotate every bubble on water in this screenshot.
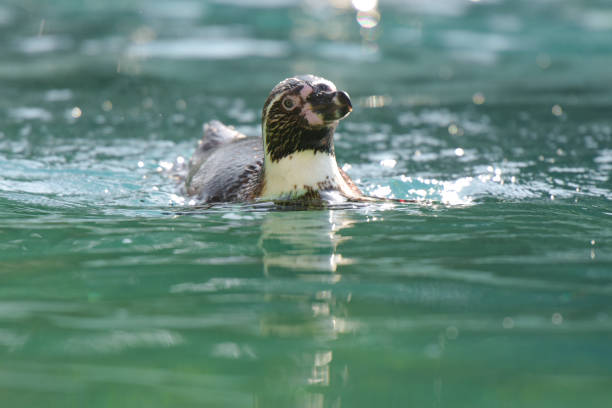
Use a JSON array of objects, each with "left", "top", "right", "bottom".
[
  {"left": 502, "top": 317, "right": 514, "bottom": 329},
  {"left": 454, "top": 147, "right": 465, "bottom": 157},
  {"left": 552, "top": 104, "right": 563, "bottom": 116},
  {"left": 552, "top": 313, "right": 563, "bottom": 325}
]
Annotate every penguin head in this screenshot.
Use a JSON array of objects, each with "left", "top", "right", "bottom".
[{"left": 261, "top": 75, "right": 352, "bottom": 163}]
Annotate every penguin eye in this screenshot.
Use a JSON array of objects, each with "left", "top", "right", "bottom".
[{"left": 282, "top": 97, "right": 296, "bottom": 111}]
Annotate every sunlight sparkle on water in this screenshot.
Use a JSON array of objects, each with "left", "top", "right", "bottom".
[
  {"left": 380, "top": 159, "right": 397, "bottom": 168},
  {"left": 352, "top": 0, "right": 377, "bottom": 12},
  {"left": 159, "top": 161, "right": 173, "bottom": 171},
  {"left": 440, "top": 177, "right": 474, "bottom": 205}
]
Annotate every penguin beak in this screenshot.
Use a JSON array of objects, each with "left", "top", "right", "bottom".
[{"left": 309, "top": 91, "right": 352, "bottom": 124}]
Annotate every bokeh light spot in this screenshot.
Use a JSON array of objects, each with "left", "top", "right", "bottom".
[
  {"left": 102, "top": 100, "right": 113, "bottom": 111},
  {"left": 71, "top": 107, "right": 82, "bottom": 118},
  {"left": 352, "top": 0, "right": 377, "bottom": 12},
  {"left": 357, "top": 10, "right": 380, "bottom": 28},
  {"left": 472, "top": 92, "right": 485, "bottom": 105}
]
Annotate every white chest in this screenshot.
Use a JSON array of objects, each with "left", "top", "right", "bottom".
[{"left": 259, "top": 151, "right": 353, "bottom": 200}]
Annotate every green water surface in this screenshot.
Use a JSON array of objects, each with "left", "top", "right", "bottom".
[{"left": 1, "top": 0, "right": 611, "bottom": 407}]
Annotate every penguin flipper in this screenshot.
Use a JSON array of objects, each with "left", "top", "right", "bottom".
[
  {"left": 198, "top": 120, "right": 247, "bottom": 152},
  {"left": 185, "top": 121, "right": 250, "bottom": 194}
]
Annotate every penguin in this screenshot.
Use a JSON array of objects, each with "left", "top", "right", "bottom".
[{"left": 184, "top": 75, "right": 364, "bottom": 203}]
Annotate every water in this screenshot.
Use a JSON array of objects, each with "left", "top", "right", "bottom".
[{"left": 1, "top": 0, "right": 611, "bottom": 406}]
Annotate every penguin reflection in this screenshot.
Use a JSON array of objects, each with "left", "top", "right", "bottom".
[
  {"left": 255, "top": 210, "right": 355, "bottom": 408},
  {"left": 259, "top": 210, "right": 355, "bottom": 275}
]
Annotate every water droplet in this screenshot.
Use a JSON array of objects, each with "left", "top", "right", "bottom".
[
  {"left": 552, "top": 313, "right": 563, "bottom": 325},
  {"left": 552, "top": 104, "right": 563, "bottom": 116},
  {"left": 454, "top": 147, "right": 465, "bottom": 157}
]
